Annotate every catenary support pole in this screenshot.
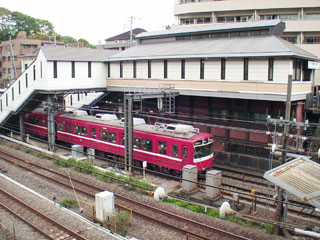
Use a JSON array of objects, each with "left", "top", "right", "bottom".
[
  {"left": 47, "top": 95, "right": 55, "bottom": 152},
  {"left": 19, "top": 113, "right": 26, "bottom": 142},
  {"left": 274, "top": 75, "right": 292, "bottom": 235}
]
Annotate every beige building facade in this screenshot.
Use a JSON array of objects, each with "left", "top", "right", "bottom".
[
  {"left": 174, "top": 0, "right": 320, "bottom": 82},
  {"left": 0, "top": 31, "right": 41, "bottom": 88}
]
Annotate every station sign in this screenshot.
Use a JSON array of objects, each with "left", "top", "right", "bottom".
[{"left": 308, "top": 61, "right": 320, "bottom": 70}]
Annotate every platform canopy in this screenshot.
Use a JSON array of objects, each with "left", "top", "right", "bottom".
[{"left": 264, "top": 157, "right": 320, "bottom": 209}]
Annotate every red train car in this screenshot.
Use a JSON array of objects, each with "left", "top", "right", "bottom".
[
  {"left": 24, "top": 109, "right": 49, "bottom": 137},
  {"left": 55, "top": 110, "right": 214, "bottom": 173}
]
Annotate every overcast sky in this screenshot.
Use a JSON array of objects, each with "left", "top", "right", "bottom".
[{"left": 1, "top": 0, "right": 174, "bottom": 44}]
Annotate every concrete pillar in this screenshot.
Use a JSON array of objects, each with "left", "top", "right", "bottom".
[
  {"left": 87, "top": 148, "right": 95, "bottom": 163},
  {"left": 182, "top": 165, "right": 197, "bottom": 192},
  {"left": 19, "top": 113, "right": 26, "bottom": 142},
  {"left": 205, "top": 170, "right": 222, "bottom": 199},
  {"left": 72, "top": 145, "right": 84, "bottom": 159}
]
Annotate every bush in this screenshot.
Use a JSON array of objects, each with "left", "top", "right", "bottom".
[{"left": 116, "top": 211, "right": 131, "bottom": 236}]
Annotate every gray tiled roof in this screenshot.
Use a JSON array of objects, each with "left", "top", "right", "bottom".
[
  {"left": 107, "top": 35, "right": 318, "bottom": 61},
  {"left": 137, "top": 20, "right": 283, "bottom": 39},
  {"left": 42, "top": 46, "right": 117, "bottom": 62}
]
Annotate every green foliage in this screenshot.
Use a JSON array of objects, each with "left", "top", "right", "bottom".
[
  {"left": 78, "top": 38, "right": 96, "bottom": 49},
  {"left": 265, "top": 224, "right": 274, "bottom": 235},
  {"left": 60, "top": 198, "right": 79, "bottom": 209},
  {"left": 0, "top": 7, "right": 94, "bottom": 47},
  {"left": 116, "top": 211, "right": 131, "bottom": 236}
]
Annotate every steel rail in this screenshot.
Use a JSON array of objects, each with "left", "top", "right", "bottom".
[
  {"left": 0, "top": 188, "right": 89, "bottom": 240},
  {"left": 0, "top": 149, "right": 250, "bottom": 240}
]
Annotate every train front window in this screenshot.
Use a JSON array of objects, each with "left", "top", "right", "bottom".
[{"left": 194, "top": 138, "right": 213, "bottom": 159}]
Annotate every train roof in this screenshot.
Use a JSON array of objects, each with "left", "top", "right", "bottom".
[{"left": 58, "top": 112, "right": 210, "bottom": 140}]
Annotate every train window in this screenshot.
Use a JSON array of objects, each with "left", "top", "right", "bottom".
[
  {"left": 158, "top": 141, "right": 167, "bottom": 154},
  {"left": 66, "top": 123, "right": 71, "bottom": 133},
  {"left": 101, "top": 130, "right": 108, "bottom": 141},
  {"left": 108, "top": 132, "right": 117, "bottom": 143},
  {"left": 172, "top": 144, "right": 178, "bottom": 157},
  {"left": 91, "top": 128, "right": 96, "bottom": 138},
  {"left": 81, "top": 127, "right": 87, "bottom": 136},
  {"left": 42, "top": 118, "right": 46, "bottom": 127},
  {"left": 134, "top": 137, "right": 141, "bottom": 148},
  {"left": 35, "top": 116, "right": 39, "bottom": 125},
  {"left": 57, "top": 122, "right": 63, "bottom": 131},
  {"left": 142, "top": 139, "right": 152, "bottom": 151},
  {"left": 74, "top": 125, "right": 80, "bottom": 135},
  {"left": 183, "top": 146, "right": 188, "bottom": 159}
]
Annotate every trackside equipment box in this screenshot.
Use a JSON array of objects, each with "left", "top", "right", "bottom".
[{"left": 95, "top": 190, "right": 115, "bottom": 222}]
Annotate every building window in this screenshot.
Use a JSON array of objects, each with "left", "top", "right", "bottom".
[
  {"left": 33, "top": 65, "right": 36, "bottom": 81},
  {"left": 293, "top": 59, "right": 301, "bottom": 81},
  {"left": 221, "top": 59, "right": 226, "bottom": 80},
  {"left": 305, "top": 13, "right": 320, "bottom": 20},
  {"left": 107, "top": 62, "right": 110, "bottom": 78},
  {"left": 6, "top": 93, "right": 8, "bottom": 107},
  {"left": 18, "top": 80, "right": 21, "bottom": 94},
  {"left": 181, "top": 59, "right": 185, "bottom": 79},
  {"left": 268, "top": 58, "right": 274, "bottom": 81},
  {"left": 200, "top": 59, "right": 205, "bottom": 79},
  {"left": 71, "top": 61, "right": 75, "bottom": 78},
  {"left": 88, "top": 61, "right": 91, "bottom": 78},
  {"left": 25, "top": 73, "right": 28, "bottom": 88},
  {"left": 181, "top": 18, "right": 195, "bottom": 25},
  {"left": 12, "top": 87, "right": 14, "bottom": 100},
  {"left": 148, "top": 60, "right": 151, "bottom": 78},
  {"left": 164, "top": 60, "right": 168, "bottom": 79},
  {"left": 0, "top": 99, "right": 2, "bottom": 112},
  {"left": 133, "top": 61, "right": 136, "bottom": 78},
  {"left": 120, "top": 61, "right": 123, "bottom": 78},
  {"left": 243, "top": 58, "right": 249, "bottom": 80},
  {"left": 304, "top": 36, "right": 320, "bottom": 44},
  {"left": 53, "top": 61, "right": 57, "bottom": 78},
  {"left": 40, "top": 61, "right": 42, "bottom": 79},
  {"left": 197, "top": 17, "right": 211, "bottom": 24},
  {"left": 282, "top": 37, "right": 297, "bottom": 44}
]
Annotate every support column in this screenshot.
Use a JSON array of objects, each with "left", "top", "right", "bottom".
[
  {"left": 19, "top": 113, "right": 26, "bottom": 142},
  {"left": 124, "top": 94, "right": 133, "bottom": 173},
  {"left": 47, "top": 95, "right": 55, "bottom": 152}
]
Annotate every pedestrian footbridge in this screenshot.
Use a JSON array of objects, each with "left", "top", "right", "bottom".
[{"left": 0, "top": 46, "right": 114, "bottom": 126}]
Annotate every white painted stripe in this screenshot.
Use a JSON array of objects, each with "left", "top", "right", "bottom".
[{"left": 58, "top": 131, "right": 183, "bottom": 162}]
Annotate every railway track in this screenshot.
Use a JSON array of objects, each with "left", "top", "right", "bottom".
[
  {"left": 0, "top": 188, "right": 89, "bottom": 240},
  {"left": 0, "top": 149, "right": 250, "bottom": 240}
]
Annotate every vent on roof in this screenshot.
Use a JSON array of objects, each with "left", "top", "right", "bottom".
[
  {"left": 69, "top": 110, "right": 88, "bottom": 116},
  {"left": 95, "top": 114, "right": 118, "bottom": 121},
  {"left": 154, "top": 122, "right": 199, "bottom": 134},
  {"left": 120, "top": 118, "right": 146, "bottom": 126}
]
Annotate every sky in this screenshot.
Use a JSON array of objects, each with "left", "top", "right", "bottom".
[{"left": 1, "top": 0, "right": 175, "bottom": 44}]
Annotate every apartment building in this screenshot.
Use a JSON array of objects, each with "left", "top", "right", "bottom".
[
  {"left": 0, "top": 31, "right": 41, "bottom": 87},
  {"left": 174, "top": 0, "right": 320, "bottom": 82}
]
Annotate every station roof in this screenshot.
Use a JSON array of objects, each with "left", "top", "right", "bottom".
[
  {"left": 107, "top": 35, "right": 318, "bottom": 61},
  {"left": 264, "top": 157, "right": 320, "bottom": 208},
  {"left": 136, "top": 20, "right": 284, "bottom": 39},
  {"left": 41, "top": 46, "right": 117, "bottom": 62}
]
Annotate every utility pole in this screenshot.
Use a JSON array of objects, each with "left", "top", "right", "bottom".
[
  {"left": 128, "top": 16, "right": 138, "bottom": 48},
  {"left": 274, "top": 75, "right": 292, "bottom": 235}
]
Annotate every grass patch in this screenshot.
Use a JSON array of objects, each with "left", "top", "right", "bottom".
[
  {"left": 60, "top": 198, "right": 79, "bottom": 209},
  {"left": 164, "top": 198, "right": 274, "bottom": 235},
  {"left": 116, "top": 211, "right": 131, "bottom": 236}
]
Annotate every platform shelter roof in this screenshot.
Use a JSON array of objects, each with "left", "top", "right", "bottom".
[
  {"left": 107, "top": 35, "right": 318, "bottom": 62},
  {"left": 264, "top": 157, "right": 320, "bottom": 209}
]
